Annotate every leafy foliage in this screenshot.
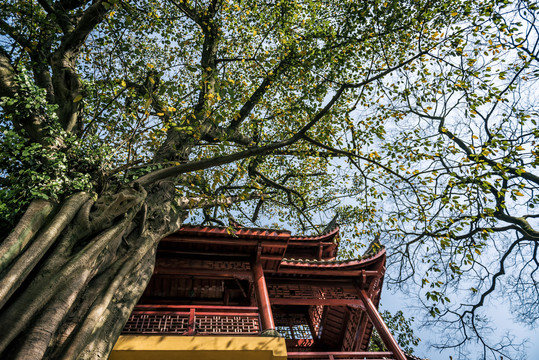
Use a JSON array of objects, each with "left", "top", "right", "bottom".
[
  {"left": 0, "top": 0, "right": 538, "bottom": 359},
  {"left": 0, "top": 66, "right": 105, "bottom": 227}
]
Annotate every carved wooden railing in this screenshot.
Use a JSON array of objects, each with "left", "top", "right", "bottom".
[
  {"left": 287, "top": 352, "right": 397, "bottom": 360},
  {"left": 122, "top": 305, "right": 260, "bottom": 335}
]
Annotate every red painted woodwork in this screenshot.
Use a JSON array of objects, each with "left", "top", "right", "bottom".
[
  {"left": 122, "top": 223, "right": 407, "bottom": 360},
  {"left": 287, "top": 352, "right": 396, "bottom": 359},
  {"left": 122, "top": 305, "right": 261, "bottom": 335},
  {"left": 357, "top": 289, "right": 407, "bottom": 360},
  {"left": 253, "top": 257, "right": 275, "bottom": 330}
]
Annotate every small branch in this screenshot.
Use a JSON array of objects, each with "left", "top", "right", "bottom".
[
  {"left": 439, "top": 124, "right": 539, "bottom": 187},
  {"left": 344, "top": 49, "right": 429, "bottom": 90},
  {"left": 463, "top": 238, "right": 525, "bottom": 316},
  {"left": 51, "top": 0, "right": 110, "bottom": 133},
  {"left": 169, "top": 0, "right": 199, "bottom": 23},
  {"left": 0, "top": 18, "right": 32, "bottom": 49},
  {"left": 249, "top": 165, "right": 306, "bottom": 209}
]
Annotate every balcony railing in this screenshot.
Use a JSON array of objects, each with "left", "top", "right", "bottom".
[
  {"left": 122, "top": 305, "right": 260, "bottom": 335},
  {"left": 287, "top": 352, "right": 397, "bottom": 360}
]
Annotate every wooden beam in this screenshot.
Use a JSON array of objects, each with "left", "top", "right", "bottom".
[
  {"left": 357, "top": 289, "right": 406, "bottom": 360},
  {"left": 275, "top": 268, "right": 381, "bottom": 277},
  {"left": 265, "top": 278, "right": 353, "bottom": 286},
  {"left": 153, "top": 268, "right": 252, "bottom": 280},
  {"left": 163, "top": 236, "right": 288, "bottom": 248},
  {"left": 253, "top": 254, "right": 275, "bottom": 330},
  {"left": 157, "top": 249, "right": 251, "bottom": 259},
  {"left": 260, "top": 254, "right": 284, "bottom": 261},
  {"left": 134, "top": 305, "right": 259, "bottom": 311}
]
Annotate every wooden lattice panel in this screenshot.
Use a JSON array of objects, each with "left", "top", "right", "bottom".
[
  {"left": 268, "top": 284, "right": 359, "bottom": 300},
  {"left": 197, "top": 315, "right": 259, "bottom": 334},
  {"left": 157, "top": 258, "right": 251, "bottom": 271},
  {"left": 341, "top": 306, "right": 362, "bottom": 351},
  {"left": 320, "top": 287, "right": 358, "bottom": 300},
  {"left": 274, "top": 312, "right": 314, "bottom": 347},
  {"left": 268, "top": 284, "right": 316, "bottom": 298},
  {"left": 121, "top": 311, "right": 260, "bottom": 335},
  {"left": 122, "top": 313, "right": 189, "bottom": 334}
]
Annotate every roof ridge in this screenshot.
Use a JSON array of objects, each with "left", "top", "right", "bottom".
[{"left": 180, "top": 223, "right": 291, "bottom": 234}]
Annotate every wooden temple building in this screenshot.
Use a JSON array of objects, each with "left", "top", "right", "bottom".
[{"left": 110, "top": 222, "right": 408, "bottom": 360}]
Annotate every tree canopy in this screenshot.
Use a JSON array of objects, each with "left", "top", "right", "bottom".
[{"left": 0, "top": 0, "right": 537, "bottom": 359}]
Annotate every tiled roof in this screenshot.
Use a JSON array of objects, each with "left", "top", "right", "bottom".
[
  {"left": 289, "top": 224, "right": 340, "bottom": 243},
  {"left": 178, "top": 222, "right": 340, "bottom": 243},
  {"left": 176, "top": 224, "right": 291, "bottom": 238},
  {"left": 281, "top": 247, "right": 386, "bottom": 267}
]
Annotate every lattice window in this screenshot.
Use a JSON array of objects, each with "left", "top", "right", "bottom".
[
  {"left": 341, "top": 306, "right": 362, "bottom": 351},
  {"left": 276, "top": 325, "right": 293, "bottom": 339},
  {"left": 275, "top": 313, "right": 313, "bottom": 340},
  {"left": 268, "top": 284, "right": 359, "bottom": 300},
  {"left": 292, "top": 324, "right": 313, "bottom": 339},
  {"left": 268, "top": 284, "right": 316, "bottom": 299}
]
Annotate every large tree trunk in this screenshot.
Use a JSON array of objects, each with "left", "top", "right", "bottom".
[{"left": 0, "top": 181, "right": 184, "bottom": 359}]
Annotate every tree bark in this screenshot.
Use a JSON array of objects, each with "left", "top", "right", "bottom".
[{"left": 0, "top": 181, "right": 182, "bottom": 360}]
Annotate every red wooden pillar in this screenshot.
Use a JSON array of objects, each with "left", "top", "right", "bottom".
[
  {"left": 358, "top": 288, "right": 407, "bottom": 360},
  {"left": 252, "top": 258, "right": 275, "bottom": 330},
  {"left": 188, "top": 308, "right": 196, "bottom": 335}
]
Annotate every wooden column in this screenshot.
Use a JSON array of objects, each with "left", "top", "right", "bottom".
[
  {"left": 252, "top": 258, "right": 275, "bottom": 330},
  {"left": 187, "top": 308, "right": 196, "bottom": 335},
  {"left": 358, "top": 288, "right": 407, "bottom": 360}
]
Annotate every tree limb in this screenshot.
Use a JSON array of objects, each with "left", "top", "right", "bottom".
[
  {"left": 137, "top": 86, "right": 346, "bottom": 186},
  {"left": 51, "top": 0, "right": 109, "bottom": 133},
  {"left": 176, "top": 192, "right": 263, "bottom": 209},
  {"left": 0, "top": 48, "right": 16, "bottom": 98}
]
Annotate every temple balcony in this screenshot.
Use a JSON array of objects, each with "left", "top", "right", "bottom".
[{"left": 122, "top": 305, "right": 261, "bottom": 336}]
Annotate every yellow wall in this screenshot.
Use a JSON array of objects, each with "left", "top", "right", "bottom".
[{"left": 110, "top": 335, "right": 288, "bottom": 360}]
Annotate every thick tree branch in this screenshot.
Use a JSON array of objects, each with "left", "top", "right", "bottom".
[
  {"left": 176, "top": 192, "right": 263, "bottom": 209},
  {"left": 0, "top": 18, "right": 31, "bottom": 49},
  {"left": 0, "top": 199, "right": 57, "bottom": 274},
  {"left": 0, "top": 48, "right": 51, "bottom": 142},
  {"left": 169, "top": 0, "right": 199, "bottom": 23},
  {"left": 0, "top": 49, "right": 16, "bottom": 98},
  {"left": 0, "top": 192, "right": 90, "bottom": 310},
  {"left": 154, "top": 1, "right": 224, "bottom": 161},
  {"left": 51, "top": 0, "right": 109, "bottom": 133},
  {"left": 227, "top": 59, "right": 289, "bottom": 131},
  {"left": 138, "top": 86, "right": 346, "bottom": 186}
]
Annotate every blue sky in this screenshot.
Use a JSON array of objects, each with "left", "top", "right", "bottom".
[{"left": 381, "top": 284, "right": 539, "bottom": 360}]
